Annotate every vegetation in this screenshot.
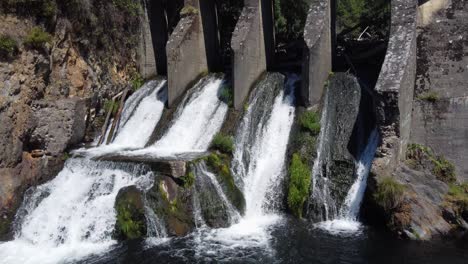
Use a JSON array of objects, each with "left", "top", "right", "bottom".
[
  {"left": 406, "top": 143, "right": 456, "bottom": 183},
  {"left": 104, "top": 99, "right": 119, "bottom": 115},
  {"left": 298, "top": 111, "right": 321, "bottom": 135},
  {"left": 24, "top": 27, "right": 52, "bottom": 50},
  {"left": 219, "top": 84, "right": 233, "bottom": 107},
  {"left": 417, "top": 91, "right": 439, "bottom": 103},
  {"left": 337, "top": 0, "right": 390, "bottom": 39},
  {"left": 206, "top": 153, "right": 245, "bottom": 213},
  {"left": 274, "top": 0, "right": 310, "bottom": 44},
  {"left": 211, "top": 133, "right": 234, "bottom": 154},
  {"left": 287, "top": 154, "right": 311, "bottom": 218},
  {"left": 374, "top": 177, "right": 406, "bottom": 211},
  {"left": 114, "top": 188, "right": 146, "bottom": 240},
  {"left": 131, "top": 72, "right": 144, "bottom": 91},
  {"left": 446, "top": 183, "right": 468, "bottom": 216},
  {"left": 0, "top": 35, "right": 18, "bottom": 59},
  {"left": 180, "top": 171, "right": 195, "bottom": 188},
  {"left": 112, "top": 0, "right": 141, "bottom": 16},
  {"left": 180, "top": 5, "right": 198, "bottom": 16}
]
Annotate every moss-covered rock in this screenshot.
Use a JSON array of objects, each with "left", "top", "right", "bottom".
[
  {"left": 287, "top": 153, "right": 311, "bottom": 218},
  {"left": 113, "top": 186, "right": 147, "bottom": 240},
  {"left": 146, "top": 177, "right": 195, "bottom": 236},
  {"left": 205, "top": 152, "right": 245, "bottom": 214}
]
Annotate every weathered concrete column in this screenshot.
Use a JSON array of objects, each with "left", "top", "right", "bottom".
[
  {"left": 137, "top": 0, "right": 157, "bottom": 78},
  {"left": 232, "top": 0, "right": 275, "bottom": 110},
  {"left": 167, "top": 0, "right": 222, "bottom": 107},
  {"left": 301, "top": 0, "right": 332, "bottom": 107},
  {"left": 147, "top": 0, "right": 170, "bottom": 75}
]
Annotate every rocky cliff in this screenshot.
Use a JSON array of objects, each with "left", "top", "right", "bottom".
[{"left": 0, "top": 0, "right": 144, "bottom": 240}]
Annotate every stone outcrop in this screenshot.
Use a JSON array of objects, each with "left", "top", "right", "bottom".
[
  {"left": 301, "top": 0, "right": 332, "bottom": 107},
  {"left": 166, "top": 0, "right": 209, "bottom": 107},
  {"left": 231, "top": 0, "right": 268, "bottom": 110}
]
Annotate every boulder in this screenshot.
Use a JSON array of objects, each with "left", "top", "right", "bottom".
[{"left": 113, "top": 186, "right": 147, "bottom": 240}]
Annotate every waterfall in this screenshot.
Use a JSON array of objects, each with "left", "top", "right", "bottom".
[
  {"left": 315, "top": 129, "right": 379, "bottom": 234},
  {"left": 125, "top": 76, "right": 228, "bottom": 157},
  {"left": 0, "top": 80, "right": 168, "bottom": 263},
  {"left": 80, "top": 80, "right": 167, "bottom": 157},
  {"left": 309, "top": 92, "right": 339, "bottom": 221},
  {"left": 192, "top": 74, "right": 296, "bottom": 251}
]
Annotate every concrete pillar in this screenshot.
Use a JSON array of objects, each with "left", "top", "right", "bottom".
[
  {"left": 166, "top": 0, "right": 211, "bottom": 107},
  {"left": 137, "top": 0, "right": 157, "bottom": 78},
  {"left": 231, "top": 0, "right": 275, "bottom": 110},
  {"left": 301, "top": 0, "right": 332, "bottom": 107}
]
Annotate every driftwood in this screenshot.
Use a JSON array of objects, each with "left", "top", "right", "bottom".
[
  {"left": 106, "top": 86, "right": 131, "bottom": 144},
  {"left": 97, "top": 90, "right": 126, "bottom": 146}
]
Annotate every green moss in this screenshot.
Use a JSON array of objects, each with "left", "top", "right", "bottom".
[
  {"left": 373, "top": 177, "right": 406, "bottom": 211},
  {"left": 211, "top": 133, "right": 234, "bottom": 154},
  {"left": 417, "top": 91, "right": 439, "bottom": 103},
  {"left": 180, "top": 5, "right": 198, "bottom": 16},
  {"left": 180, "top": 171, "right": 195, "bottom": 188},
  {"left": 446, "top": 183, "right": 468, "bottom": 215},
  {"left": 298, "top": 111, "right": 321, "bottom": 135},
  {"left": 206, "top": 153, "right": 245, "bottom": 213},
  {"left": 24, "top": 27, "right": 52, "bottom": 50},
  {"left": 406, "top": 143, "right": 456, "bottom": 183},
  {"left": 219, "top": 84, "right": 233, "bottom": 107},
  {"left": 0, "top": 35, "right": 18, "bottom": 59},
  {"left": 287, "top": 153, "right": 311, "bottom": 218}
]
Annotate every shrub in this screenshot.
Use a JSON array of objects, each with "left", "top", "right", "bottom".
[
  {"left": 287, "top": 154, "right": 311, "bottom": 218},
  {"left": 446, "top": 183, "right": 468, "bottom": 215},
  {"left": 219, "top": 85, "right": 233, "bottom": 107},
  {"left": 180, "top": 5, "right": 198, "bottom": 16},
  {"left": 24, "top": 27, "right": 52, "bottom": 49},
  {"left": 373, "top": 177, "right": 406, "bottom": 211},
  {"left": 112, "top": 0, "right": 141, "bottom": 16},
  {"left": 131, "top": 73, "right": 144, "bottom": 91},
  {"left": 417, "top": 91, "right": 439, "bottom": 102},
  {"left": 298, "top": 111, "right": 321, "bottom": 135},
  {"left": 211, "top": 133, "right": 234, "bottom": 154},
  {"left": 406, "top": 143, "right": 456, "bottom": 183},
  {"left": 180, "top": 171, "right": 195, "bottom": 188},
  {"left": 0, "top": 35, "right": 18, "bottom": 59}
]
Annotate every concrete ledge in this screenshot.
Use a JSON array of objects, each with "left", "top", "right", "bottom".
[
  {"left": 231, "top": 0, "right": 267, "bottom": 110},
  {"left": 374, "top": 0, "right": 418, "bottom": 161},
  {"left": 166, "top": 0, "right": 208, "bottom": 107},
  {"left": 301, "top": 0, "right": 332, "bottom": 107}
]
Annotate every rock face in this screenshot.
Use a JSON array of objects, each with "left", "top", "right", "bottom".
[
  {"left": 30, "top": 99, "right": 87, "bottom": 155},
  {"left": 0, "top": 0, "right": 143, "bottom": 240}
]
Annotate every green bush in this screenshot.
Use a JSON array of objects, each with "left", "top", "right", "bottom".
[
  {"left": 298, "top": 111, "right": 321, "bottom": 135},
  {"left": 131, "top": 72, "right": 144, "bottom": 91},
  {"left": 373, "top": 177, "right": 406, "bottom": 211},
  {"left": 112, "top": 0, "right": 141, "bottom": 16},
  {"left": 406, "top": 143, "right": 456, "bottom": 183},
  {"left": 446, "top": 183, "right": 468, "bottom": 215},
  {"left": 0, "top": 35, "right": 18, "bottom": 58},
  {"left": 417, "top": 91, "right": 439, "bottom": 103},
  {"left": 274, "top": 0, "right": 310, "bottom": 43},
  {"left": 211, "top": 133, "right": 234, "bottom": 154},
  {"left": 287, "top": 154, "right": 311, "bottom": 218},
  {"left": 219, "top": 85, "right": 233, "bottom": 107},
  {"left": 24, "top": 27, "right": 52, "bottom": 49},
  {"left": 180, "top": 171, "right": 195, "bottom": 188},
  {"left": 337, "top": 0, "right": 390, "bottom": 38}
]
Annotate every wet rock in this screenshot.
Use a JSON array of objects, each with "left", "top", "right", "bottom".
[{"left": 114, "top": 186, "right": 147, "bottom": 240}]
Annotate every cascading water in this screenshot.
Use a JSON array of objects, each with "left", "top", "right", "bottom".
[
  {"left": 125, "top": 76, "right": 228, "bottom": 157},
  {"left": 191, "top": 74, "right": 296, "bottom": 252},
  {"left": 308, "top": 92, "right": 339, "bottom": 221},
  {"left": 0, "top": 80, "right": 167, "bottom": 264},
  {"left": 316, "top": 129, "right": 380, "bottom": 234}
]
